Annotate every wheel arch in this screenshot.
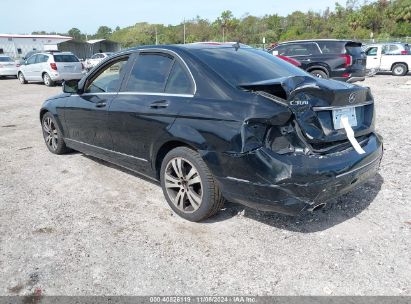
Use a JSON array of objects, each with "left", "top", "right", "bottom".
[
  {"left": 153, "top": 140, "right": 199, "bottom": 179},
  {"left": 306, "top": 65, "right": 330, "bottom": 76},
  {"left": 391, "top": 62, "right": 408, "bottom": 71}
]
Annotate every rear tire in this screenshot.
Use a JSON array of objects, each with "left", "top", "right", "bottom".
[
  {"left": 43, "top": 73, "right": 54, "bottom": 86},
  {"left": 392, "top": 63, "right": 408, "bottom": 76},
  {"left": 41, "top": 112, "right": 71, "bottom": 154},
  {"left": 18, "top": 72, "right": 27, "bottom": 84},
  {"left": 310, "top": 69, "right": 328, "bottom": 79},
  {"left": 160, "top": 147, "right": 224, "bottom": 222}
]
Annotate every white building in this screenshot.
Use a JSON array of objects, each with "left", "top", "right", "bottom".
[{"left": 0, "top": 34, "right": 72, "bottom": 58}]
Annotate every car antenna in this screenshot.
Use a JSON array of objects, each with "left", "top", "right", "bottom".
[{"left": 233, "top": 41, "right": 240, "bottom": 51}]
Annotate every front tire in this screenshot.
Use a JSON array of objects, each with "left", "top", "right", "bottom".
[
  {"left": 43, "top": 73, "right": 54, "bottom": 86},
  {"left": 310, "top": 69, "right": 328, "bottom": 79},
  {"left": 160, "top": 147, "right": 224, "bottom": 222},
  {"left": 18, "top": 72, "right": 27, "bottom": 84},
  {"left": 392, "top": 63, "right": 408, "bottom": 76},
  {"left": 41, "top": 112, "right": 71, "bottom": 154}
]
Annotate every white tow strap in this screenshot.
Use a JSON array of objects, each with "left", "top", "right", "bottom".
[{"left": 341, "top": 115, "right": 365, "bottom": 154}]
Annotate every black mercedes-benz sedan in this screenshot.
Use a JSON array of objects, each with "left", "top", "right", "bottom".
[{"left": 40, "top": 43, "right": 383, "bottom": 221}]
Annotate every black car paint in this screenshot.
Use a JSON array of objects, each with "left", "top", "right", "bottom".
[
  {"left": 269, "top": 40, "right": 366, "bottom": 83},
  {"left": 40, "top": 44, "right": 383, "bottom": 215}
]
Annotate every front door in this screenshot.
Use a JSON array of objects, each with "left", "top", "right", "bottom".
[
  {"left": 365, "top": 47, "right": 381, "bottom": 69},
  {"left": 62, "top": 55, "right": 131, "bottom": 150},
  {"left": 108, "top": 51, "right": 195, "bottom": 174},
  {"left": 23, "top": 54, "right": 38, "bottom": 80}
]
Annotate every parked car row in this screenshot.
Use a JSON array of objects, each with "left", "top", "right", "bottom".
[
  {"left": 269, "top": 40, "right": 411, "bottom": 80},
  {"left": 18, "top": 51, "right": 87, "bottom": 86},
  {"left": 0, "top": 51, "right": 115, "bottom": 86}
]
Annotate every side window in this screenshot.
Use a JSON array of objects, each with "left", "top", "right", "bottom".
[
  {"left": 274, "top": 45, "right": 288, "bottom": 56},
  {"left": 26, "top": 55, "right": 37, "bottom": 65},
  {"left": 389, "top": 45, "right": 398, "bottom": 53},
  {"left": 165, "top": 61, "right": 193, "bottom": 95},
  {"left": 35, "top": 54, "right": 48, "bottom": 63},
  {"left": 366, "top": 47, "right": 378, "bottom": 56},
  {"left": 125, "top": 53, "right": 173, "bottom": 93},
  {"left": 85, "top": 57, "right": 129, "bottom": 93}
]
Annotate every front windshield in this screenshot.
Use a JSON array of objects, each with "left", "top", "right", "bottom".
[{"left": 191, "top": 47, "right": 308, "bottom": 87}]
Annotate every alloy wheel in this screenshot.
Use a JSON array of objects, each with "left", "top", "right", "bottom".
[
  {"left": 44, "top": 74, "right": 50, "bottom": 86},
  {"left": 164, "top": 157, "right": 203, "bottom": 213},
  {"left": 394, "top": 66, "right": 404, "bottom": 75},
  {"left": 42, "top": 117, "right": 58, "bottom": 151}
]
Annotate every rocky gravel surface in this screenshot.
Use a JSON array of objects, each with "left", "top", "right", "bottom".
[{"left": 0, "top": 75, "right": 410, "bottom": 296}]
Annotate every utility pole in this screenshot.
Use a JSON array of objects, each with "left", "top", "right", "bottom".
[
  {"left": 222, "top": 27, "right": 225, "bottom": 43},
  {"left": 155, "top": 27, "right": 158, "bottom": 45},
  {"left": 183, "top": 19, "right": 186, "bottom": 44}
]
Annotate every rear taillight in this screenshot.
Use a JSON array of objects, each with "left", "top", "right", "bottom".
[
  {"left": 342, "top": 72, "right": 350, "bottom": 78},
  {"left": 340, "top": 54, "right": 352, "bottom": 67},
  {"left": 401, "top": 50, "right": 408, "bottom": 55},
  {"left": 50, "top": 63, "right": 57, "bottom": 71},
  {"left": 16, "top": 64, "right": 20, "bottom": 67}
]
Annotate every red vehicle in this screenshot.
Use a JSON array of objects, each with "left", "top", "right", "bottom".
[{"left": 276, "top": 55, "right": 301, "bottom": 67}]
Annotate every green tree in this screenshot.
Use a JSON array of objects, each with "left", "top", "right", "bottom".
[
  {"left": 95, "top": 26, "right": 113, "bottom": 39},
  {"left": 67, "top": 28, "right": 82, "bottom": 40}
]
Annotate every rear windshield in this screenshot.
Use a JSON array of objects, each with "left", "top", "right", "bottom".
[
  {"left": 317, "top": 41, "right": 362, "bottom": 56},
  {"left": 0, "top": 57, "right": 13, "bottom": 62},
  {"left": 53, "top": 54, "right": 79, "bottom": 62},
  {"left": 191, "top": 47, "right": 307, "bottom": 87}
]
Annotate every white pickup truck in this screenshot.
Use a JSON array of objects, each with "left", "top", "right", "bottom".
[{"left": 363, "top": 43, "right": 411, "bottom": 76}]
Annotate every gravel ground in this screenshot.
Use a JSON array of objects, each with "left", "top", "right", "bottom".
[{"left": 0, "top": 75, "right": 410, "bottom": 296}]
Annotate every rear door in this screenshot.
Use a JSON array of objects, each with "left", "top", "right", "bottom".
[
  {"left": 108, "top": 50, "right": 195, "bottom": 174},
  {"left": 53, "top": 54, "right": 82, "bottom": 74}
]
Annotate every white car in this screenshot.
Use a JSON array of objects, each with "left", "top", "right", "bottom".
[
  {"left": 85, "top": 53, "right": 114, "bottom": 70},
  {"left": 0, "top": 55, "right": 19, "bottom": 78},
  {"left": 364, "top": 44, "right": 411, "bottom": 76},
  {"left": 18, "top": 51, "right": 86, "bottom": 86}
]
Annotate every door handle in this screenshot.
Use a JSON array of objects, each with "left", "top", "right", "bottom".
[
  {"left": 95, "top": 102, "right": 107, "bottom": 108},
  {"left": 149, "top": 100, "right": 169, "bottom": 109}
]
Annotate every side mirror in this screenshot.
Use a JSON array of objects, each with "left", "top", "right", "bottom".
[
  {"left": 24, "top": 60, "right": 28, "bottom": 65},
  {"left": 63, "top": 79, "right": 80, "bottom": 94}
]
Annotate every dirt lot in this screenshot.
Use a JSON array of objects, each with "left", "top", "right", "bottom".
[{"left": 0, "top": 75, "right": 410, "bottom": 296}]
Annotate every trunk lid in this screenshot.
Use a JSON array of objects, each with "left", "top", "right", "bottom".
[{"left": 240, "top": 76, "right": 374, "bottom": 145}]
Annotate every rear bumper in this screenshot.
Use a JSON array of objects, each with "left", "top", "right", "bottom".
[
  {"left": 0, "top": 68, "right": 18, "bottom": 76},
  {"left": 206, "top": 133, "right": 383, "bottom": 216},
  {"left": 50, "top": 71, "right": 86, "bottom": 81},
  {"left": 332, "top": 67, "right": 366, "bottom": 83}
]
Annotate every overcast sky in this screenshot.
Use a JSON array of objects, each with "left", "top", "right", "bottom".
[{"left": 1, "top": 0, "right": 344, "bottom": 34}]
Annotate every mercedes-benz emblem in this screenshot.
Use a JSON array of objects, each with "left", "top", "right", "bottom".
[{"left": 348, "top": 92, "right": 356, "bottom": 104}]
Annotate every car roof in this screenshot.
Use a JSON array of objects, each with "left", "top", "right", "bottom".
[
  {"left": 123, "top": 43, "right": 251, "bottom": 54},
  {"left": 279, "top": 39, "right": 358, "bottom": 44}
]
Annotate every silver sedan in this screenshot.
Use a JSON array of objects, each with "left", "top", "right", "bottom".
[{"left": 0, "top": 56, "right": 18, "bottom": 78}]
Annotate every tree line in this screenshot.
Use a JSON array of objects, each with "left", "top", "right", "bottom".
[{"left": 33, "top": 0, "right": 411, "bottom": 47}]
